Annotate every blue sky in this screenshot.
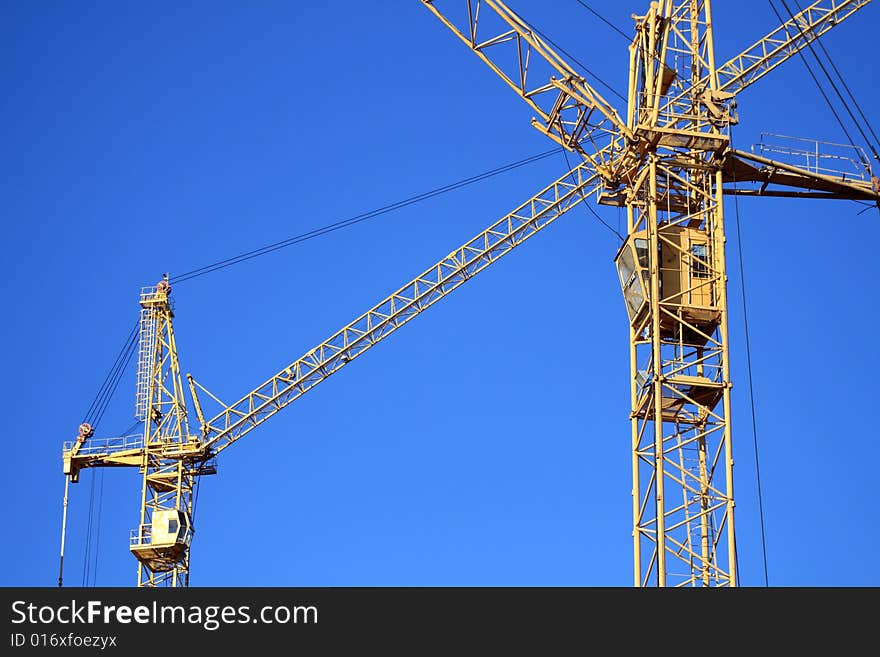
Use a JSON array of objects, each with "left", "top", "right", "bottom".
[{"left": 2, "top": 1, "right": 878, "bottom": 587}]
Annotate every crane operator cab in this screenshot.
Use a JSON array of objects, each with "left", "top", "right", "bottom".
[
  {"left": 130, "top": 508, "right": 193, "bottom": 572},
  {"left": 615, "top": 224, "right": 725, "bottom": 417},
  {"left": 614, "top": 225, "right": 721, "bottom": 344}
]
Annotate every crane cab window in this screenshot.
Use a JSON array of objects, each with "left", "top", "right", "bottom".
[
  {"left": 615, "top": 236, "right": 650, "bottom": 324},
  {"left": 634, "top": 238, "right": 649, "bottom": 268},
  {"left": 617, "top": 241, "right": 635, "bottom": 287},
  {"left": 691, "top": 243, "right": 709, "bottom": 279}
]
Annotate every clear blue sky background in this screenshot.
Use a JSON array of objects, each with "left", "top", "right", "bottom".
[{"left": 2, "top": 1, "right": 878, "bottom": 587}]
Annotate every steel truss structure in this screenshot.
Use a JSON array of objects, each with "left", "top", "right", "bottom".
[{"left": 62, "top": 0, "right": 878, "bottom": 587}]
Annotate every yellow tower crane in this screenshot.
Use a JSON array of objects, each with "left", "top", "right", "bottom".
[{"left": 61, "top": 0, "right": 879, "bottom": 587}]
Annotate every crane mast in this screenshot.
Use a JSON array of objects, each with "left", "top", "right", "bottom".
[
  {"left": 63, "top": 163, "right": 600, "bottom": 586},
  {"left": 621, "top": 0, "right": 736, "bottom": 587},
  {"left": 130, "top": 280, "right": 212, "bottom": 587},
  {"left": 618, "top": 0, "right": 872, "bottom": 588},
  {"left": 61, "top": 0, "right": 877, "bottom": 587},
  {"left": 423, "top": 0, "right": 875, "bottom": 588}
]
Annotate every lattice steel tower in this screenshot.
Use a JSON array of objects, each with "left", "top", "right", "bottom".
[
  {"left": 61, "top": 0, "right": 878, "bottom": 587},
  {"left": 620, "top": 1, "right": 738, "bottom": 587}
]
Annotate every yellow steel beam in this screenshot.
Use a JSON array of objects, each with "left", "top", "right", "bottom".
[
  {"left": 652, "top": 0, "right": 871, "bottom": 134},
  {"left": 197, "top": 162, "right": 601, "bottom": 456},
  {"left": 61, "top": 0, "right": 874, "bottom": 589},
  {"left": 421, "top": 0, "right": 631, "bottom": 168},
  {"left": 722, "top": 148, "right": 880, "bottom": 199},
  {"left": 715, "top": 0, "right": 871, "bottom": 95},
  {"left": 625, "top": 0, "right": 738, "bottom": 587}
]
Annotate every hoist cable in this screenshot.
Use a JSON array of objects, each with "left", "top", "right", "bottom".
[
  {"left": 91, "top": 468, "right": 105, "bottom": 586},
  {"left": 171, "top": 148, "right": 562, "bottom": 284},
  {"left": 768, "top": 0, "right": 867, "bottom": 165},
  {"left": 82, "top": 321, "right": 138, "bottom": 425},
  {"left": 561, "top": 148, "right": 624, "bottom": 240},
  {"left": 791, "top": 0, "right": 880, "bottom": 161},
  {"left": 730, "top": 154, "right": 770, "bottom": 587},
  {"left": 90, "top": 331, "right": 137, "bottom": 430},
  {"left": 572, "top": 0, "right": 630, "bottom": 41},
  {"left": 81, "top": 148, "right": 565, "bottom": 430},
  {"left": 81, "top": 469, "right": 96, "bottom": 586},
  {"left": 528, "top": 22, "right": 626, "bottom": 103}
]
